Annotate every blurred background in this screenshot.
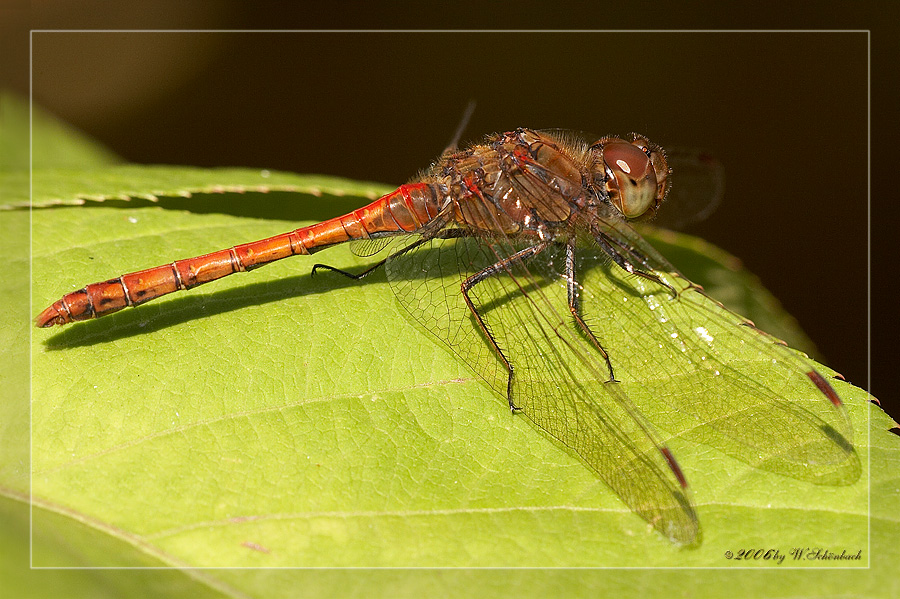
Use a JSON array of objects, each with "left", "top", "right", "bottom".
[{"left": 7, "top": 17, "right": 877, "bottom": 408}]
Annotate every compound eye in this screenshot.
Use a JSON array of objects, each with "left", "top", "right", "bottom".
[{"left": 602, "top": 141, "right": 658, "bottom": 218}]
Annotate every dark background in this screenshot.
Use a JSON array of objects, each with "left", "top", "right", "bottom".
[{"left": 4, "top": 4, "right": 888, "bottom": 418}]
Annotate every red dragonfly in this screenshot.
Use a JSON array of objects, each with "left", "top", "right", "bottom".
[{"left": 36, "top": 129, "right": 858, "bottom": 544}]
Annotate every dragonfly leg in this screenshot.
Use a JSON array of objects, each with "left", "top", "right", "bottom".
[
  {"left": 631, "top": 269, "right": 679, "bottom": 297},
  {"left": 564, "top": 239, "right": 618, "bottom": 383},
  {"left": 461, "top": 242, "right": 550, "bottom": 413},
  {"left": 594, "top": 232, "right": 679, "bottom": 298},
  {"left": 311, "top": 259, "right": 387, "bottom": 280},
  {"left": 311, "top": 236, "right": 437, "bottom": 280}
]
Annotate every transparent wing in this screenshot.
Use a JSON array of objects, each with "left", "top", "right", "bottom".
[
  {"left": 386, "top": 233, "right": 701, "bottom": 544},
  {"left": 582, "top": 215, "right": 858, "bottom": 484}
]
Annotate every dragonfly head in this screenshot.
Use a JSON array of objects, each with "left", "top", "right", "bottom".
[{"left": 590, "top": 135, "right": 670, "bottom": 219}]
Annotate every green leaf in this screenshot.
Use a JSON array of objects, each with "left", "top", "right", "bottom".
[
  {"left": 26, "top": 166, "right": 888, "bottom": 575},
  {"left": 0, "top": 492, "right": 237, "bottom": 598},
  {"left": 5, "top": 94, "right": 896, "bottom": 598},
  {"left": 2, "top": 165, "right": 391, "bottom": 208}
]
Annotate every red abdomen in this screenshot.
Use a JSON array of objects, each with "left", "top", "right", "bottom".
[{"left": 35, "top": 182, "right": 445, "bottom": 327}]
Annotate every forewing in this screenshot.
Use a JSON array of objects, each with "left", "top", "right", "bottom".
[
  {"left": 577, "top": 218, "right": 858, "bottom": 485},
  {"left": 385, "top": 232, "right": 701, "bottom": 545}
]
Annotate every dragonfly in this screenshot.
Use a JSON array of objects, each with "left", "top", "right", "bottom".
[{"left": 35, "top": 128, "right": 859, "bottom": 545}]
